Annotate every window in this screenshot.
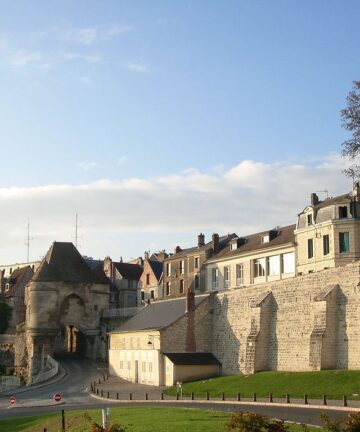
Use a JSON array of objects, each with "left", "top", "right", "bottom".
[
  {"left": 261, "top": 235, "right": 269, "bottom": 243},
  {"left": 120, "top": 360, "right": 124, "bottom": 369},
  {"left": 194, "top": 257, "right": 199, "bottom": 269},
  {"left": 5, "top": 283, "right": 10, "bottom": 292},
  {"left": 254, "top": 258, "right": 266, "bottom": 277},
  {"left": 339, "top": 206, "right": 348, "bottom": 219},
  {"left": 339, "top": 232, "right": 350, "bottom": 253},
  {"left": 166, "top": 262, "right": 171, "bottom": 276},
  {"left": 141, "top": 291, "right": 145, "bottom": 301},
  {"left": 146, "top": 273, "right": 150, "bottom": 285},
  {"left": 212, "top": 268, "right": 219, "bottom": 289},
  {"left": 236, "top": 264, "right": 244, "bottom": 286},
  {"left": 268, "top": 255, "right": 280, "bottom": 276},
  {"left": 141, "top": 362, "right": 146, "bottom": 372},
  {"left": 180, "top": 260, "right": 185, "bottom": 274},
  {"left": 194, "top": 274, "right": 200, "bottom": 289},
  {"left": 94, "top": 305, "right": 98, "bottom": 311},
  {"left": 230, "top": 241, "right": 238, "bottom": 251},
  {"left": 307, "top": 214, "right": 313, "bottom": 226},
  {"left": 148, "top": 362, "right": 153, "bottom": 373},
  {"left": 308, "top": 239, "right": 314, "bottom": 259},
  {"left": 282, "top": 252, "right": 295, "bottom": 273},
  {"left": 224, "top": 266, "right": 230, "bottom": 288},
  {"left": 166, "top": 282, "right": 171, "bottom": 296},
  {"left": 150, "top": 290, "right": 155, "bottom": 299},
  {"left": 323, "top": 234, "right": 330, "bottom": 255},
  {"left": 179, "top": 279, "right": 184, "bottom": 294}
]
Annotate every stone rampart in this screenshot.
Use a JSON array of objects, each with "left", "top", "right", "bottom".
[{"left": 212, "top": 262, "right": 360, "bottom": 374}]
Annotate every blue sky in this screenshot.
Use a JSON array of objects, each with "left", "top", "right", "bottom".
[{"left": 0, "top": 1, "right": 359, "bottom": 263}]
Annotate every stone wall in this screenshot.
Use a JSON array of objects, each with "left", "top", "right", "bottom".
[
  {"left": 0, "top": 335, "right": 15, "bottom": 368},
  {"left": 212, "top": 262, "right": 360, "bottom": 375}
]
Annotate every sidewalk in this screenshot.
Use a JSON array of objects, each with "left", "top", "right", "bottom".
[{"left": 89, "top": 376, "right": 360, "bottom": 411}]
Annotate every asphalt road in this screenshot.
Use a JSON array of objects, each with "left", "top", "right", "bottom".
[{"left": 0, "top": 357, "right": 356, "bottom": 426}]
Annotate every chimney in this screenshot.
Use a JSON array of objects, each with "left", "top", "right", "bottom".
[
  {"left": 198, "top": 233, "right": 205, "bottom": 247},
  {"left": 174, "top": 246, "right": 182, "bottom": 254},
  {"left": 144, "top": 251, "right": 149, "bottom": 261},
  {"left": 212, "top": 233, "right": 220, "bottom": 254},
  {"left": 185, "top": 288, "right": 195, "bottom": 313},
  {"left": 310, "top": 193, "right": 319, "bottom": 206}
]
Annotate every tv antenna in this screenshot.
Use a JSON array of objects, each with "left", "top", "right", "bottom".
[
  {"left": 73, "top": 213, "right": 81, "bottom": 250},
  {"left": 25, "top": 220, "right": 34, "bottom": 262},
  {"left": 316, "top": 189, "right": 329, "bottom": 199}
]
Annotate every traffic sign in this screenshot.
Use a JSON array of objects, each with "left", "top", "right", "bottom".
[
  {"left": 53, "top": 393, "right": 62, "bottom": 402},
  {"left": 9, "top": 396, "right": 16, "bottom": 406}
]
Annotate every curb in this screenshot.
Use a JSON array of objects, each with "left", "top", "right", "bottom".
[{"left": 87, "top": 392, "right": 360, "bottom": 412}]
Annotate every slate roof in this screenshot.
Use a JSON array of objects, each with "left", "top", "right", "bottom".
[
  {"left": 113, "top": 262, "right": 143, "bottom": 281},
  {"left": 313, "top": 193, "right": 351, "bottom": 210},
  {"left": 207, "top": 224, "right": 295, "bottom": 262},
  {"left": 2, "top": 266, "right": 33, "bottom": 298},
  {"left": 32, "top": 242, "right": 109, "bottom": 284},
  {"left": 149, "top": 260, "right": 163, "bottom": 281},
  {"left": 167, "top": 234, "right": 237, "bottom": 261},
  {"left": 112, "top": 294, "right": 210, "bottom": 332},
  {"left": 163, "top": 352, "right": 221, "bottom": 366}
]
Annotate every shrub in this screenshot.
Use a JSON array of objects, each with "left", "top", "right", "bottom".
[
  {"left": 83, "top": 412, "right": 127, "bottom": 432},
  {"left": 226, "top": 412, "right": 288, "bottom": 432},
  {"left": 320, "top": 412, "right": 360, "bottom": 432}
]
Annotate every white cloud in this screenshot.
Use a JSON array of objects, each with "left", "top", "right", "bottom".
[
  {"left": 117, "top": 156, "right": 128, "bottom": 166},
  {"left": 77, "top": 161, "right": 100, "bottom": 171},
  {"left": 61, "top": 52, "right": 101, "bottom": 63},
  {"left": 126, "top": 62, "right": 153, "bottom": 73},
  {"left": 72, "top": 28, "right": 98, "bottom": 45},
  {"left": 103, "top": 24, "right": 134, "bottom": 39},
  {"left": 78, "top": 76, "right": 94, "bottom": 86},
  {"left": 0, "top": 153, "right": 352, "bottom": 264},
  {"left": 8, "top": 50, "right": 44, "bottom": 69}
]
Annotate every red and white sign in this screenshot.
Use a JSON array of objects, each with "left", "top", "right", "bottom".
[
  {"left": 53, "top": 393, "right": 62, "bottom": 402},
  {"left": 9, "top": 396, "right": 16, "bottom": 406}
]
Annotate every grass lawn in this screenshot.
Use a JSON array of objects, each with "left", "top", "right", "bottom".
[
  {"left": 0, "top": 406, "right": 320, "bottom": 432},
  {"left": 164, "top": 370, "right": 360, "bottom": 400}
]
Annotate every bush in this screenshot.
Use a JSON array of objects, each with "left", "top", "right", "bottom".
[
  {"left": 83, "top": 412, "right": 127, "bottom": 432},
  {"left": 226, "top": 412, "right": 288, "bottom": 432},
  {"left": 320, "top": 412, "right": 360, "bottom": 432}
]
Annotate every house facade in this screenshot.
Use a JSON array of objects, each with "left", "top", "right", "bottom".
[
  {"left": 108, "top": 290, "right": 219, "bottom": 385},
  {"left": 139, "top": 251, "right": 166, "bottom": 303},
  {"left": 162, "top": 233, "right": 236, "bottom": 299},
  {"left": 205, "top": 225, "right": 296, "bottom": 291},
  {"left": 295, "top": 184, "right": 360, "bottom": 274}
]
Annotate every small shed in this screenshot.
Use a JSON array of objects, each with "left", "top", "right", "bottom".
[{"left": 163, "top": 352, "right": 221, "bottom": 386}]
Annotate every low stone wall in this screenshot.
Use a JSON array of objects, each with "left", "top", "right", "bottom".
[
  {"left": 0, "top": 335, "right": 15, "bottom": 368},
  {"left": 31, "top": 355, "right": 59, "bottom": 385}
]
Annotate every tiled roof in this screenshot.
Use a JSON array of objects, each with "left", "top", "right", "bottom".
[
  {"left": 32, "top": 242, "right": 109, "bottom": 284},
  {"left": 163, "top": 352, "right": 221, "bottom": 366},
  {"left": 112, "top": 294, "right": 209, "bottom": 332},
  {"left": 113, "top": 262, "right": 143, "bottom": 281},
  {"left": 207, "top": 224, "right": 295, "bottom": 262}
]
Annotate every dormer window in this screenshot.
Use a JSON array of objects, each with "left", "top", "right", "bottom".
[
  {"left": 260, "top": 234, "right": 269, "bottom": 244},
  {"left": 5, "top": 283, "right": 10, "bottom": 291},
  {"left": 307, "top": 214, "right": 313, "bottom": 226},
  {"left": 230, "top": 239, "right": 238, "bottom": 250},
  {"left": 339, "top": 206, "right": 348, "bottom": 219}
]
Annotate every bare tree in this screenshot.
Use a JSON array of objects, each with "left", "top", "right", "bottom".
[{"left": 342, "top": 81, "right": 360, "bottom": 180}]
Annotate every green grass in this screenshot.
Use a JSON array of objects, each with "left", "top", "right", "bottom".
[
  {"left": 0, "top": 407, "right": 320, "bottom": 432},
  {"left": 165, "top": 370, "right": 360, "bottom": 400}
]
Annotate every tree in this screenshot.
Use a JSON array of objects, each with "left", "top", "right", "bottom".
[{"left": 341, "top": 81, "right": 360, "bottom": 180}]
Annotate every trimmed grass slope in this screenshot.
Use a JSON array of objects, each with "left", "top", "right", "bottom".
[{"left": 165, "top": 370, "right": 360, "bottom": 400}]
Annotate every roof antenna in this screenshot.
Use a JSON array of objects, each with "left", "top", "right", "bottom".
[
  {"left": 73, "top": 213, "right": 81, "bottom": 250},
  {"left": 25, "top": 219, "right": 34, "bottom": 262},
  {"left": 316, "top": 189, "right": 329, "bottom": 199}
]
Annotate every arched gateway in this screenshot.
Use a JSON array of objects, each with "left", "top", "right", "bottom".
[{"left": 18, "top": 242, "right": 109, "bottom": 382}]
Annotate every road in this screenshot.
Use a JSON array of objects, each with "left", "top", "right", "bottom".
[{"left": 0, "top": 357, "right": 356, "bottom": 426}]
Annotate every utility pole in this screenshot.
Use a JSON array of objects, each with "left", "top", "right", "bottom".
[
  {"left": 75, "top": 213, "right": 79, "bottom": 249},
  {"left": 25, "top": 220, "right": 33, "bottom": 262}
]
